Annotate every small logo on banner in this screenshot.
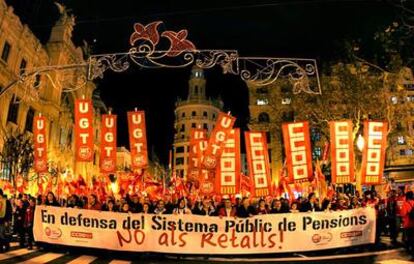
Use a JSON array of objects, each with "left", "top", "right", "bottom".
[
  {"left": 102, "top": 159, "right": 115, "bottom": 171},
  {"left": 71, "top": 231, "right": 93, "bottom": 239},
  {"left": 203, "top": 155, "right": 217, "bottom": 169},
  {"left": 311, "top": 232, "right": 332, "bottom": 245},
  {"left": 79, "top": 147, "right": 93, "bottom": 160},
  {"left": 340, "top": 231, "right": 362, "bottom": 239},
  {"left": 35, "top": 160, "right": 47, "bottom": 171},
  {"left": 45, "top": 227, "right": 62, "bottom": 239}
]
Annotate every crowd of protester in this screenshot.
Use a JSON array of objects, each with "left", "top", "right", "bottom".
[{"left": 0, "top": 186, "right": 413, "bottom": 255}]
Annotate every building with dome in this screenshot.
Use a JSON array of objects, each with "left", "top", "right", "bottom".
[{"left": 173, "top": 66, "right": 223, "bottom": 178}]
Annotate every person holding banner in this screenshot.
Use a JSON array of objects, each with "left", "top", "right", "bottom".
[
  {"left": 218, "top": 197, "right": 236, "bottom": 217},
  {"left": 172, "top": 198, "right": 192, "bottom": 215},
  {"left": 193, "top": 198, "right": 216, "bottom": 216},
  {"left": 300, "top": 193, "right": 321, "bottom": 212},
  {"left": 237, "top": 197, "right": 255, "bottom": 218}
]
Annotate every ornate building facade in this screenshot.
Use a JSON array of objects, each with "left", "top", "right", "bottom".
[
  {"left": 173, "top": 66, "right": 223, "bottom": 178},
  {"left": 0, "top": 0, "right": 104, "bottom": 184}
]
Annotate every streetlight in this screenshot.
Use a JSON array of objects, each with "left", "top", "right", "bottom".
[
  {"left": 356, "top": 134, "right": 365, "bottom": 193},
  {"left": 356, "top": 134, "right": 365, "bottom": 152}
]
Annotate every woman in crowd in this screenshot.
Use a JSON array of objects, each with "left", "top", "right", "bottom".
[
  {"left": 13, "top": 199, "right": 25, "bottom": 248},
  {"left": 173, "top": 198, "right": 192, "bottom": 215},
  {"left": 24, "top": 197, "right": 36, "bottom": 249},
  {"left": 256, "top": 199, "right": 269, "bottom": 215},
  {"left": 87, "top": 194, "right": 101, "bottom": 211},
  {"left": 45, "top": 192, "right": 59, "bottom": 207}
]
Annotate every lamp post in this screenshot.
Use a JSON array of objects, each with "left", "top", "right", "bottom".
[{"left": 356, "top": 134, "right": 365, "bottom": 193}]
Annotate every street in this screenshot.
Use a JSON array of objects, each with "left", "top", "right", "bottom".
[{"left": 0, "top": 242, "right": 412, "bottom": 264}]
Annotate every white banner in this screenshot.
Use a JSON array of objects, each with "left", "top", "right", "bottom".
[{"left": 34, "top": 206, "right": 375, "bottom": 254}]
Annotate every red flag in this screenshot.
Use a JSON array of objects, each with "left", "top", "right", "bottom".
[
  {"left": 216, "top": 129, "right": 241, "bottom": 195},
  {"left": 33, "top": 115, "right": 48, "bottom": 173},
  {"left": 74, "top": 99, "right": 94, "bottom": 162},
  {"left": 245, "top": 131, "right": 272, "bottom": 197},
  {"left": 282, "top": 121, "right": 313, "bottom": 183},
  {"left": 361, "top": 121, "right": 388, "bottom": 185},
  {"left": 127, "top": 111, "right": 148, "bottom": 169},
  {"left": 100, "top": 114, "right": 117, "bottom": 173}
]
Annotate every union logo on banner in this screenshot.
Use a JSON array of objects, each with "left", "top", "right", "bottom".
[
  {"left": 127, "top": 110, "right": 148, "bottom": 169},
  {"left": 361, "top": 121, "right": 388, "bottom": 185},
  {"left": 329, "top": 121, "right": 355, "bottom": 184},
  {"left": 202, "top": 112, "right": 236, "bottom": 170},
  {"left": 282, "top": 121, "right": 313, "bottom": 183},
  {"left": 244, "top": 131, "right": 272, "bottom": 197},
  {"left": 215, "top": 129, "right": 241, "bottom": 195},
  {"left": 33, "top": 115, "right": 48, "bottom": 173},
  {"left": 74, "top": 99, "right": 94, "bottom": 162},
  {"left": 100, "top": 114, "right": 117, "bottom": 173}
]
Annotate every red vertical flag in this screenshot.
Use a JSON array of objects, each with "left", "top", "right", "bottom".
[
  {"left": 216, "top": 128, "right": 241, "bottom": 195},
  {"left": 100, "top": 114, "right": 117, "bottom": 173},
  {"left": 187, "top": 128, "right": 207, "bottom": 182},
  {"left": 74, "top": 99, "right": 94, "bottom": 162},
  {"left": 33, "top": 115, "right": 47, "bottom": 173},
  {"left": 202, "top": 112, "right": 236, "bottom": 170},
  {"left": 361, "top": 121, "right": 388, "bottom": 185},
  {"left": 282, "top": 121, "right": 313, "bottom": 183},
  {"left": 127, "top": 111, "right": 148, "bottom": 169},
  {"left": 245, "top": 131, "right": 272, "bottom": 197},
  {"left": 329, "top": 121, "right": 355, "bottom": 184}
]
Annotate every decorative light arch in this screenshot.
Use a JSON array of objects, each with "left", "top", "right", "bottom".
[{"left": 0, "top": 21, "right": 322, "bottom": 104}]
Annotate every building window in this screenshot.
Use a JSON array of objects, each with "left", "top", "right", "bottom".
[
  {"left": 203, "top": 111, "right": 208, "bottom": 118},
  {"left": 19, "top": 59, "right": 27, "bottom": 75},
  {"left": 24, "top": 107, "right": 35, "bottom": 132},
  {"left": 397, "top": 136, "right": 406, "bottom": 145},
  {"left": 33, "top": 74, "right": 41, "bottom": 88},
  {"left": 191, "top": 111, "right": 196, "bottom": 117},
  {"left": 181, "top": 112, "right": 185, "bottom": 118},
  {"left": 191, "top": 123, "right": 196, "bottom": 128},
  {"left": 7, "top": 96, "right": 19, "bottom": 124},
  {"left": 313, "top": 147, "right": 322, "bottom": 160},
  {"left": 176, "top": 157, "right": 184, "bottom": 165},
  {"left": 180, "top": 124, "right": 185, "bottom": 132},
  {"left": 256, "top": 87, "right": 268, "bottom": 94},
  {"left": 194, "top": 86, "right": 198, "bottom": 94},
  {"left": 266, "top": 131, "right": 271, "bottom": 143},
  {"left": 268, "top": 149, "right": 272, "bottom": 161},
  {"left": 400, "top": 149, "right": 406, "bottom": 156},
  {"left": 212, "top": 113, "right": 216, "bottom": 119},
  {"left": 282, "top": 98, "right": 291, "bottom": 105},
  {"left": 311, "top": 128, "right": 321, "bottom": 142},
  {"left": 258, "top": 112, "right": 270, "bottom": 123},
  {"left": 1, "top": 41, "right": 11, "bottom": 62},
  {"left": 256, "top": 98, "right": 268, "bottom": 105},
  {"left": 282, "top": 111, "right": 294, "bottom": 122},
  {"left": 407, "top": 149, "right": 413, "bottom": 155},
  {"left": 176, "top": 146, "right": 185, "bottom": 153},
  {"left": 203, "top": 123, "right": 208, "bottom": 130}
]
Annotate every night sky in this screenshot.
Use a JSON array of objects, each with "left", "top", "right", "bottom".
[{"left": 8, "top": 0, "right": 397, "bottom": 164}]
